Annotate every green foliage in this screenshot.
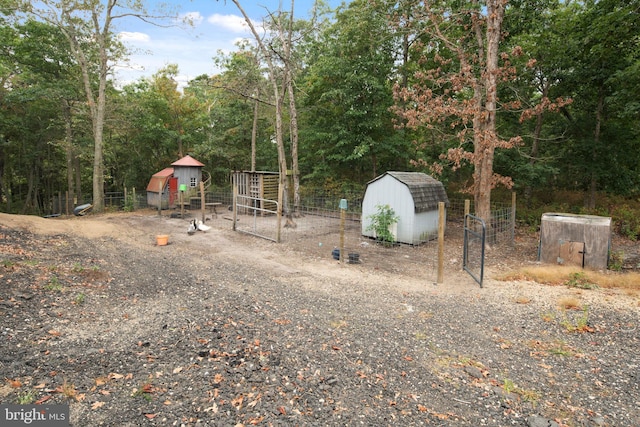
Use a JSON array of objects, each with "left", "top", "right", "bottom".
[
  {"left": 123, "top": 192, "right": 136, "bottom": 212},
  {"left": 611, "top": 205, "right": 640, "bottom": 241},
  {"left": 366, "top": 204, "right": 399, "bottom": 246},
  {"left": 565, "top": 272, "right": 598, "bottom": 290},
  {"left": 608, "top": 250, "right": 624, "bottom": 272},
  {"left": 45, "top": 275, "right": 63, "bottom": 291},
  {"left": 560, "top": 306, "right": 591, "bottom": 333},
  {"left": 74, "top": 293, "right": 86, "bottom": 305},
  {"left": 2, "top": 0, "right": 639, "bottom": 216},
  {"left": 16, "top": 389, "right": 36, "bottom": 404},
  {"left": 300, "top": 0, "right": 411, "bottom": 184}
]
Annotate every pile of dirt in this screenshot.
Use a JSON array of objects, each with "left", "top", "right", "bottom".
[{"left": 0, "top": 211, "right": 638, "bottom": 426}]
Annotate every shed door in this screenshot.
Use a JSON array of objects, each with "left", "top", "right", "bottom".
[
  {"left": 168, "top": 177, "right": 178, "bottom": 207},
  {"left": 557, "top": 240, "right": 585, "bottom": 267}
]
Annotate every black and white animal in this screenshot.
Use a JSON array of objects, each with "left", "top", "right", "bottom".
[{"left": 187, "top": 219, "right": 197, "bottom": 235}]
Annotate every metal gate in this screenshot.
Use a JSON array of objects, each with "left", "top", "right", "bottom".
[
  {"left": 234, "top": 194, "right": 280, "bottom": 242},
  {"left": 463, "top": 214, "right": 486, "bottom": 287}
]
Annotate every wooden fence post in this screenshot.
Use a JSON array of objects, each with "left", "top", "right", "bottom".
[
  {"left": 158, "top": 180, "right": 162, "bottom": 216},
  {"left": 437, "top": 202, "right": 445, "bottom": 284},
  {"left": 200, "top": 181, "right": 206, "bottom": 223}
]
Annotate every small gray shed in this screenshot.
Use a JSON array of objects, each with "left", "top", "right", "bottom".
[
  {"left": 538, "top": 213, "right": 612, "bottom": 270},
  {"left": 361, "top": 171, "right": 449, "bottom": 245}
]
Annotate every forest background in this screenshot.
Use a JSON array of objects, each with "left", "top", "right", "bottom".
[{"left": 0, "top": 0, "right": 639, "bottom": 238}]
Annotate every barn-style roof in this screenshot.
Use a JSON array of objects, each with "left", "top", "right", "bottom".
[
  {"left": 372, "top": 171, "right": 449, "bottom": 213},
  {"left": 171, "top": 154, "right": 204, "bottom": 167},
  {"left": 146, "top": 167, "right": 174, "bottom": 192}
]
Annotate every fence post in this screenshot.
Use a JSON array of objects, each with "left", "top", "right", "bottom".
[
  {"left": 200, "top": 181, "right": 206, "bottom": 223},
  {"left": 132, "top": 187, "right": 137, "bottom": 210},
  {"left": 158, "top": 180, "right": 162, "bottom": 216},
  {"left": 511, "top": 191, "right": 517, "bottom": 245},
  {"left": 464, "top": 199, "right": 470, "bottom": 218},
  {"left": 232, "top": 180, "right": 238, "bottom": 231},
  {"left": 339, "top": 199, "right": 347, "bottom": 263},
  {"left": 437, "top": 202, "right": 445, "bottom": 284}
]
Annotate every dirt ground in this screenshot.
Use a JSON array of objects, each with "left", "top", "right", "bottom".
[{"left": 1, "top": 210, "right": 639, "bottom": 427}]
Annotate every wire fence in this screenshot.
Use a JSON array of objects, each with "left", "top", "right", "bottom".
[{"left": 49, "top": 189, "right": 515, "bottom": 246}]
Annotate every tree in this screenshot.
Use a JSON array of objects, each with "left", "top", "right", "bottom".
[
  {"left": 301, "top": 0, "right": 410, "bottom": 184},
  {"left": 209, "top": 45, "right": 272, "bottom": 173},
  {"left": 12, "top": 0, "right": 177, "bottom": 212},
  {"left": 0, "top": 18, "right": 87, "bottom": 214},
  {"left": 499, "top": 0, "right": 573, "bottom": 207},
  {"left": 558, "top": 0, "right": 640, "bottom": 206},
  {"left": 231, "top": 0, "right": 302, "bottom": 232},
  {"left": 393, "top": 0, "right": 523, "bottom": 225}
]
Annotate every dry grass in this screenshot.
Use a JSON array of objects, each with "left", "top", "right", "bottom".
[
  {"left": 558, "top": 297, "right": 582, "bottom": 310},
  {"left": 496, "top": 265, "right": 640, "bottom": 290}
]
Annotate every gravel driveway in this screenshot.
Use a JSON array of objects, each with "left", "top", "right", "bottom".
[{"left": 0, "top": 212, "right": 638, "bottom": 426}]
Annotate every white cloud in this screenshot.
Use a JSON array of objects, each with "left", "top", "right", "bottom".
[
  {"left": 207, "top": 13, "right": 251, "bottom": 33},
  {"left": 118, "top": 31, "right": 151, "bottom": 43}
]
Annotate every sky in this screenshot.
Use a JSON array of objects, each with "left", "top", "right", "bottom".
[{"left": 113, "top": 0, "right": 346, "bottom": 89}]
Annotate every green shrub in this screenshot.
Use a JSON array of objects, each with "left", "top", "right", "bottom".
[{"left": 366, "top": 204, "right": 399, "bottom": 246}]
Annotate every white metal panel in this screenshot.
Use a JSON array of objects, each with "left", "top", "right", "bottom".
[
  {"left": 362, "top": 174, "right": 416, "bottom": 243},
  {"left": 362, "top": 173, "right": 445, "bottom": 244}
]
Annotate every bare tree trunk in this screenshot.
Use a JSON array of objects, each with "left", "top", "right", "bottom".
[
  {"left": 471, "top": 0, "right": 505, "bottom": 227},
  {"left": 282, "top": 0, "right": 300, "bottom": 220},
  {"left": 587, "top": 86, "right": 605, "bottom": 209},
  {"left": 75, "top": 156, "right": 82, "bottom": 206},
  {"left": 231, "top": 0, "right": 290, "bottom": 224},
  {"left": 287, "top": 76, "right": 301, "bottom": 217},
  {"left": 251, "top": 100, "right": 258, "bottom": 171},
  {"left": 524, "top": 79, "right": 549, "bottom": 207},
  {"left": 63, "top": 100, "right": 75, "bottom": 214}
]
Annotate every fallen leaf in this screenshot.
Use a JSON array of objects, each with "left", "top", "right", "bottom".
[
  {"left": 109, "top": 373, "right": 124, "bottom": 380},
  {"left": 173, "top": 366, "right": 183, "bottom": 374},
  {"left": 231, "top": 395, "right": 244, "bottom": 410},
  {"left": 35, "top": 396, "right": 51, "bottom": 404},
  {"left": 403, "top": 355, "right": 413, "bottom": 361},
  {"left": 8, "top": 379, "right": 22, "bottom": 388},
  {"left": 91, "top": 401, "right": 105, "bottom": 410},
  {"left": 48, "top": 330, "right": 61, "bottom": 337},
  {"left": 144, "top": 414, "right": 156, "bottom": 419},
  {"left": 204, "top": 402, "right": 218, "bottom": 413}
]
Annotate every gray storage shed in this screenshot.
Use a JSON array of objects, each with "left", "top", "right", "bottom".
[
  {"left": 538, "top": 213, "right": 612, "bottom": 270},
  {"left": 361, "top": 171, "right": 449, "bottom": 245}
]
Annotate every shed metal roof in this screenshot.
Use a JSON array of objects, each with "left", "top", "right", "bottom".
[
  {"left": 171, "top": 155, "right": 204, "bottom": 167},
  {"left": 146, "top": 168, "right": 174, "bottom": 192},
  {"left": 368, "top": 171, "right": 449, "bottom": 213}
]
